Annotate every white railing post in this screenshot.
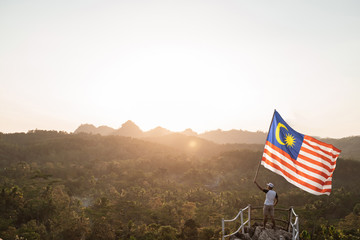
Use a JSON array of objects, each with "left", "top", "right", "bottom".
[
  {"left": 248, "top": 204, "right": 251, "bottom": 228},
  {"left": 240, "top": 211, "right": 244, "bottom": 234},
  {"left": 290, "top": 207, "right": 299, "bottom": 240},
  {"left": 289, "top": 206, "right": 293, "bottom": 232},
  {"left": 222, "top": 218, "right": 225, "bottom": 240},
  {"left": 296, "top": 217, "right": 299, "bottom": 240},
  {"left": 292, "top": 219, "right": 296, "bottom": 239}
]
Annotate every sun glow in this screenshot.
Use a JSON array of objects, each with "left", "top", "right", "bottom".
[
  {"left": 285, "top": 134, "right": 296, "bottom": 148},
  {"left": 188, "top": 140, "right": 197, "bottom": 148}
]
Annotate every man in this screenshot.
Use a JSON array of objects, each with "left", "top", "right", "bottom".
[{"left": 254, "top": 181, "right": 278, "bottom": 229}]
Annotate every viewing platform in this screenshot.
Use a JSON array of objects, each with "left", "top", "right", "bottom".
[{"left": 222, "top": 205, "right": 299, "bottom": 240}]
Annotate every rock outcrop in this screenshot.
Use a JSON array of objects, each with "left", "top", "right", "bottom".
[{"left": 229, "top": 224, "right": 292, "bottom": 240}]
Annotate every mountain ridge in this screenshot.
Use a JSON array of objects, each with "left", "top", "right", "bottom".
[
  {"left": 74, "top": 121, "right": 267, "bottom": 144},
  {"left": 74, "top": 121, "right": 360, "bottom": 161}
]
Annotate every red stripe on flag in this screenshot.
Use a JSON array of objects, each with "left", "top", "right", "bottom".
[
  {"left": 297, "top": 152, "right": 333, "bottom": 173},
  {"left": 304, "top": 135, "right": 341, "bottom": 153},
  {"left": 263, "top": 143, "right": 331, "bottom": 179},
  {"left": 262, "top": 155, "right": 331, "bottom": 194},
  {"left": 266, "top": 141, "right": 333, "bottom": 177},
  {"left": 300, "top": 146, "right": 336, "bottom": 166},
  {"left": 303, "top": 138, "right": 339, "bottom": 160},
  {"left": 263, "top": 148, "right": 327, "bottom": 186}
]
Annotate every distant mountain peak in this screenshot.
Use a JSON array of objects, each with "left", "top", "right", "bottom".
[
  {"left": 74, "top": 124, "right": 97, "bottom": 133},
  {"left": 116, "top": 120, "right": 143, "bottom": 137},
  {"left": 121, "top": 120, "right": 138, "bottom": 127},
  {"left": 182, "top": 128, "right": 198, "bottom": 136},
  {"left": 143, "top": 126, "right": 171, "bottom": 137},
  {"left": 74, "top": 124, "right": 115, "bottom": 135},
  {"left": 78, "top": 123, "right": 96, "bottom": 128}
]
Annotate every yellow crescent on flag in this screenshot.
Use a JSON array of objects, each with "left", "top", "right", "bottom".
[{"left": 275, "top": 122, "right": 288, "bottom": 145}]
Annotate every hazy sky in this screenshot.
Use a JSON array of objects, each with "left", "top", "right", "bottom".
[{"left": 1, "top": 0, "right": 360, "bottom": 138}]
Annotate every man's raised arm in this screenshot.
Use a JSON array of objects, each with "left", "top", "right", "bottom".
[{"left": 254, "top": 181, "right": 263, "bottom": 191}]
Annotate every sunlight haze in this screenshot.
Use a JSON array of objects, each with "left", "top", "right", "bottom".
[{"left": 1, "top": 0, "right": 360, "bottom": 138}]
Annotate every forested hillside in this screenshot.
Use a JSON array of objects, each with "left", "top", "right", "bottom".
[{"left": 0, "top": 131, "right": 359, "bottom": 239}]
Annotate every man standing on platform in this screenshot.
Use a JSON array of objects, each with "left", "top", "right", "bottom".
[{"left": 254, "top": 181, "right": 278, "bottom": 229}]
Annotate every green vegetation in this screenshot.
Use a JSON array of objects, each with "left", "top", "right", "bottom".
[{"left": 0, "top": 131, "right": 359, "bottom": 239}]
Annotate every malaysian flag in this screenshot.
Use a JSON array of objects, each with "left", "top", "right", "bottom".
[{"left": 261, "top": 111, "right": 341, "bottom": 195}]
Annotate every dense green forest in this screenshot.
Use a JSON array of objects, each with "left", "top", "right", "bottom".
[{"left": 0, "top": 131, "right": 359, "bottom": 240}]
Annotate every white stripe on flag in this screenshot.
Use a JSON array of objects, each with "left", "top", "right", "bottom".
[
  {"left": 302, "top": 140, "right": 338, "bottom": 163},
  {"left": 262, "top": 148, "right": 330, "bottom": 190},
  {"left": 303, "top": 137, "right": 341, "bottom": 156},
  {"left": 298, "top": 148, "right": 335, "bottom": 170},
  {"left": 264, "top": 145, "right": 331, "bottom": 182},
  {"left": 261, "top": 160, "right": 331, "bottom": 196}
]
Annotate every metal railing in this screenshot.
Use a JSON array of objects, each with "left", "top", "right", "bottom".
[
  {"left": 289, "top": 207, "right": 299, "bottom": 240},
  {"left": 222, "top": 205, "right": 299, "bottom": 240},
  {"left": 222, "top": 204, "right": 251, "bottom": 240}
]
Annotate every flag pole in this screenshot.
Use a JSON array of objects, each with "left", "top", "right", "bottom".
[{"left": 253, "top": 109, "right": 276, "bottom": 183}]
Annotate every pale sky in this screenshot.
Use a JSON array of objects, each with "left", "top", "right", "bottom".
[{"left": 1, "top": 0, "right": 360, "bottom": 138}]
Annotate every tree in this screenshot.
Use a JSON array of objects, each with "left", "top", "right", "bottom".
[
  {"left": 181, "top": 219, "right": 198, "bottom": 240},
  {"left": 18, "top": 220, "right": 46, "bottom": 240},
  {"left": 158, "top": 225, "right": 178, "bottom": 240},
  {"left": 88, "top": 217, "right": 116, "bottom": 240}
]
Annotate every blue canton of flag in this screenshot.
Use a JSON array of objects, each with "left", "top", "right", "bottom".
[{"left": 267, "top": 111, "right": 304, "bottom": 160}]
